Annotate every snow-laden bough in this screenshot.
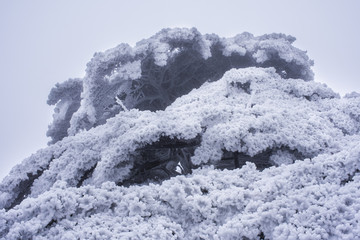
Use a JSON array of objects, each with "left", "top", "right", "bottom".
[{"left": 1, "top": 28, "right": 359, "bottom": 240}]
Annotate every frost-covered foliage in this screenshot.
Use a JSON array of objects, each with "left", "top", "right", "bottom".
[
  {"left": 47, "top": 28, "right": 313, "bottom": 143},
  {"left": 1, "top": 28, "right": 360, "bottom": 239},
  {"left": 47, "top": 79, "right": 83, "bottom": 144},
  {"left": 1, "top": 138, "right": 360, "bottom": 239}
]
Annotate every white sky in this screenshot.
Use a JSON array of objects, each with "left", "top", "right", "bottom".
[{"left": 0, "top": 0, "right": 359, "bottom": 181}]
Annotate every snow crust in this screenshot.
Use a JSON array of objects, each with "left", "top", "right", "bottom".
[{"left": 1, "top": 28, "right": 360, "bottom": 239}]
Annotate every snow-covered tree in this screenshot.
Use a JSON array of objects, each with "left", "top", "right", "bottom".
[
  {"left": 1, "top": 28, "right": 359, "bottom": 240},
  {"left": 46, "top": 28, "right": 314, "bottom": 144}
]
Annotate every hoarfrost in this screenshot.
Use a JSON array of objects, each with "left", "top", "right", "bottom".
[{"left": 1, "top": 28, "right": 360, "bottom": 239}]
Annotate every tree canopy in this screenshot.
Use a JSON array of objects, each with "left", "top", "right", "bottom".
[{"left": 1, "top": 28, "right": 360, "bottom": 239}]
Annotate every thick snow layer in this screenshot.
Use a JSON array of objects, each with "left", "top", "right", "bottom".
[
  {"left": 1, "top": 67, "right": 359, "bottom": 239},
  {"left": 1, "top": 28, "right": 360, "bottom": 239}
]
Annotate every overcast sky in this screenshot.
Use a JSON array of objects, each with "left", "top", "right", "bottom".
[{"left": 0, "top": 0, "right": 359, "bottom": 181}]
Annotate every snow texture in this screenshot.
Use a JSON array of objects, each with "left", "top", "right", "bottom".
[
  {"left": 1, "top": 28, "right": 360, "bottom": 240},
  {"left": 45, "top": 28, "right": 314, "bottom": 143}
]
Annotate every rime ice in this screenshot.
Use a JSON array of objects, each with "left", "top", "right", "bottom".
[{"left": 1, "top": 28, "right": 360, "bottom": 239}]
